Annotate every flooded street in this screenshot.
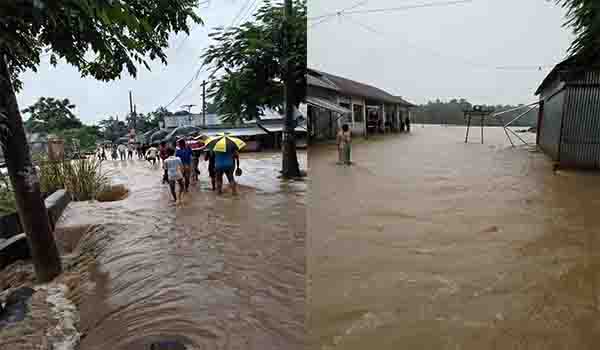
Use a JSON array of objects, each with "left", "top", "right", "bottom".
[
  {"left": 308, "top": 126, "right": 600, "bottom": 350},
  {"left": 57, "top": 152, "right": 306, "bottom": 350}
]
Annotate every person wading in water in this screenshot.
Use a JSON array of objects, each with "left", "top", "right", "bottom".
[
  {"left": 205, "top": 149, "right": 216, "bottom": 191},
  {"left": 337, "top": 124, "right": 352, "bottom": 165},
  {"left": 176, "top": 139, "right": 193, "bottom": 192},
  {"left": 164, "top": 148, "right": 185, "bottom": 204}
]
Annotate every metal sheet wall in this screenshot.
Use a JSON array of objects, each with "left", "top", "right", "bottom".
[
  {"left": 539, "top": 86, "right": 565, "bottom": 161},
  {"left": 560, "top": 71, "right": 600, "bottom": 168}
]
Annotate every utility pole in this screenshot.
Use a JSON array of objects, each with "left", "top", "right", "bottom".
[
  {"left": 281, "top": 0, "right": 301, "bottom": 178},
  {"left": 202, "top": 80, "right": 207, "bottom": 128},
  {"left": 129, "top": 90, "right": 134, "bottom": 115},
  {"left": 0, "top": 54, "right": 61, "bottom": 282}
]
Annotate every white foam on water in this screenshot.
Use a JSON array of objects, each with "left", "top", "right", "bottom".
[{"left": 38, "top": 283, "right": 81, "bottom": 350}]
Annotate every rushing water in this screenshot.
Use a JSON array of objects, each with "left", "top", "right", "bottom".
[
  {"left": 308, "top": 126, "right": 600, "bottom": 350},
  {"left": 57, "top": 152, "right": 306, "bottom": 350}
]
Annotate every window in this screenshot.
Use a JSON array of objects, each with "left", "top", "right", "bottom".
[{"left": 353, "top": 104, "right": 364, "bottom": 123}]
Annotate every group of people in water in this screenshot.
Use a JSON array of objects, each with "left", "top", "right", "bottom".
[{"left": 97, "top": 139, "right": 240, "bottom": 203}]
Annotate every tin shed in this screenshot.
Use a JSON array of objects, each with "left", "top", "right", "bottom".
[{"left": 536, "top": 58, "right": 600, "bottom": 168}]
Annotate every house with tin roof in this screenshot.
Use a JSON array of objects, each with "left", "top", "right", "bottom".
[{"left": 306, "top": 68, "right": 414, "bottom": 140}]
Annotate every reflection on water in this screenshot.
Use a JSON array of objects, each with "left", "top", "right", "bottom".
[
  {"left": 57, "top": 152, "right": 306, "bottom": 350},
  {"left": 308, "top": 126, "right": 600, "bottom": 350}
]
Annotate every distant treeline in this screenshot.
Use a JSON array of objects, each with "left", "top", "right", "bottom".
[{"left": 412, "top": 99, "right": 538, "bottom": 127}]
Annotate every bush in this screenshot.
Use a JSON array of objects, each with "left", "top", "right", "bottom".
[{"left": 38, "top": 157, "right": 111, "bottom": 201}]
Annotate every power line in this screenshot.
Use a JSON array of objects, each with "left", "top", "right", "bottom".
[
  {"left": 308, "top": 0, "right": 370, "bottom": 22},
  {"left": 309, "top": 0, "right": 372, "bottom": 29},
  {"left": 238, "top": 0, "right": 260, "bottom": 25},
  {"left": 340, "top": 15, "right": 554, "bottom": 72},
  {"left": 309, "top": 0, "right": 473, "bottom": 21},
  {"left": 230, "top": 0, "right": 254, "bottom": 27},
  {"left": 164, "top": 62, "right": 207, "bottom": 109},
  {"left": 164, "top": 0, "right": 251, "bottom": 109},
  {"left": 344, "top": 0, "right": 473, "bottom": 15}
]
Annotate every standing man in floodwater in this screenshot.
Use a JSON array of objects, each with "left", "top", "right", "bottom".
[
  {"left": 405, "top": 115, "right": 411, "bottom": 133},
  {"left": 337, "top": 124, "right": 352, "bottom": 165},
  {"left": 117, "top": 143, "right": 127, "bottom": 160},
  {"left": 176, "top": 139, "right": 193, "bottom": 192},
  {"left": 214, "top": 148, "right": 239, "bottom": 195}
]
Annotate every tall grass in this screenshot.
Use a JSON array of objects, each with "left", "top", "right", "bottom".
[{"left": 38, "top": 157, "right": 111, "bottom": 201}]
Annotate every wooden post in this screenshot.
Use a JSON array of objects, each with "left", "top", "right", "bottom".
[
  {"left": 464, "top": 114, "right": 471, "bottom": 143},
  {"left": 202, "top": 80, "right": 207, "bottom": 128},
  {"left": 480, "top": 115, "right": 484, "bottom": 144},
  {"left": 0, "top": 54, "right": 61, "bottom": 282}
]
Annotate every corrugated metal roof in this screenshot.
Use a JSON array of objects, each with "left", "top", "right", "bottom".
[
  {"left": 258, "top": 121, "right": 307, "bottom": 133},
  {"left": 308, "top": 69, "right": 414, "bottom": 105},
  {"left": 202, "top": 128, "right": 267, "bottom": 137},
  {"left": 306, "top": 96, "right": 352, "bottom": 114},
  {"left": 535, "top": 55, "right": 600, "bottom": 95},
  {"left": 307, "top": 73, "right": 339, "bottom": 91}
]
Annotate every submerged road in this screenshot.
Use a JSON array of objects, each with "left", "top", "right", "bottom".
[
  {"left": 57, "top": 152, "right": 306, "bottom": 350},
  {"left": 309, "top": 126, "right": 600, "bottom": 350}
]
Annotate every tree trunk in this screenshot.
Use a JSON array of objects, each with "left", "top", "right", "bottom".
[
  {"left": 0, "top": 54, "right": 62, "bottom": 283},
  {"left": 281, "top": 0, "right": 301, "bottom": 178}
]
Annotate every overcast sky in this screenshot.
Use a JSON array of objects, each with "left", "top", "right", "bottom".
[
  {"left": 308, "top": 0, "right": 574, "bottom": 106},
  {"left": 16, "top": 0, "right": 265, "bottom": 124}
]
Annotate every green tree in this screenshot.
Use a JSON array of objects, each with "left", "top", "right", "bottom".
[
  {"left": 0, "top": 0, "right": 202, "bottom": 282},
  {"left": 202, "top": 0, "right": 306, "bottom": 177},
  {"left": 23, "top": 97, "right": 82, "bottom": 133},
  {"left": 55, "top": 125, "right": 102, "bottom": 153},
  {"left": 557, "top": 0, "right": 600, "bottom": 62},
  {"left": 98, "top": 116, "right": 128, "bottom": 143}
]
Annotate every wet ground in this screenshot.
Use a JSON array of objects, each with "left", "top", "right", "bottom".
[
  {"left": 57, "top": 152, "right": 306, "bottom": 350},
  {"left": 308, "top": 126, "right": 600, "bottom": 350}
]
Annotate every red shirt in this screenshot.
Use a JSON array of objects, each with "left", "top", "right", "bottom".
[{"left": 159, "top": 146, "right": 168, "bottom": 160}]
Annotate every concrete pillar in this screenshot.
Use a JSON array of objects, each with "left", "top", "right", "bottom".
[
  {"left": 381, "top": 103, "right": 386, "bottom": 133},
  {"left": 363, "top": 100, "right": 367, "bottom": 137}
]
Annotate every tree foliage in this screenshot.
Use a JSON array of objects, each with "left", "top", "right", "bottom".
[
  {"left": 54, "top": 125, "right": 102, "bottom": 152},
  {"left": 202, "top": 0, "right": 306, "bottom": 123},
  {"left": 0, "top": 0, "right": 203, "bottom": 92},
  {"left": 557, "top": 0, "right": 600, "bottom": 63},
  {"left": 98, "top": 116, "right": 128, "bottom": 142},
  {"left": 22, "top": 97, "right": 82, "bottom": 133}
]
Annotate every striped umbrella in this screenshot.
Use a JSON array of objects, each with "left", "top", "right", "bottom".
[{"left": 204, "top": 133, "right": 246, "bottom": 153}]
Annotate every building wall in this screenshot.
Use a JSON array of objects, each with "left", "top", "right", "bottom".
[
  {"left": 307, "top": 86, "right": 339, "bottom": 140},
  {"left": 559, "top": 71, "right": 600, "bottom": 168},
  {"left": 164, "top": 114, "right": 220, "bottom": 129},
  {"left": 539, "top": 77, "right": 566, "bottom": 161},
  {"left": 350, "top": 96, "right": 366, "bottom": 136}
]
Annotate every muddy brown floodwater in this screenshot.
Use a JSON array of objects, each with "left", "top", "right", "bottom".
[
  {"left": 57, "top": 152, "right": 306, "bottom": 350},
  {"left": 308, "top": 126, "right": 600, "bottom": 350}
]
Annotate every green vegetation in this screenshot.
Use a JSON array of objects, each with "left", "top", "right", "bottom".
[
  {"left": 557, "top": 0, "right": 600, "bottom": 62},
  {"left": 37, "top": 157, "right": 111, "bottom": 202},
  {"left": 23, "top": 97, "right": 82, "bottom": 132},
  {"left": 202, "top": 0, "right": 306, "bottom": 122},
  {"left": 1, "top": 0, "right": 204, "bottom": 282}
]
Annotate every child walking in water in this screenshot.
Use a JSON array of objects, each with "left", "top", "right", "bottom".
[{"left": 164, "top": 148, "right": 185, "bottom": 204}]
